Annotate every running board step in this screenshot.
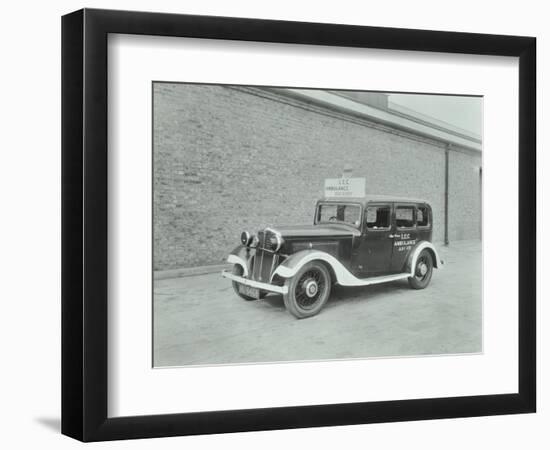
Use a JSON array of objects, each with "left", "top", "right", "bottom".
[{"left": 338, "top": 272, "right": 410, "bottom": 287}]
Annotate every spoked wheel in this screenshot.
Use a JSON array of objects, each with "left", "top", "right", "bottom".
[
  {"left": 231, "top": 264, "right": 266, "bottom": 301},
  {"left": 408, "top": 249, "right": 433, "bottom": 289},
  {"left": 283, "top": 261, "right": 331, "bottom": 319}
]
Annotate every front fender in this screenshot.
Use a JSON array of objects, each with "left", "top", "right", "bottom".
[
  {"left": 226, "top": 245, "right": 255, "bottom": 278},
  {"left": 271, "top": 250, "right": 359, "bottom": 285}
]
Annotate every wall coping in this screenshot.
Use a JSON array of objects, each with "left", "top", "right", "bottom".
[{"left": 284, "top": 89, "right": 482, "bottom": 152}]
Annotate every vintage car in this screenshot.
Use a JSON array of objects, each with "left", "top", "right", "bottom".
[{"left": 222, "top": 195, "right": 442, "bottom": 318}]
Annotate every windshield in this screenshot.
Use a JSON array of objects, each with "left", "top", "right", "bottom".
[{"left": 316, "top": 203, "right": 362, "bottom": 228}]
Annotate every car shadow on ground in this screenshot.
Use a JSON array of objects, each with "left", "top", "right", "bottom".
[
  {"left": 257, "top": 293, "right": 285, "bottom": 310},
  {"left": 260, "top": 279, "right": 412, "bottom": 314}
]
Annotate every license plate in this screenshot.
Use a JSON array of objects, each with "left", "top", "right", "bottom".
[{"left": 238, "top": 284, "right": 260, "bottom": 299}]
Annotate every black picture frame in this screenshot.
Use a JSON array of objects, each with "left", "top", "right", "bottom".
[{"left": 61, "top": 8, "right": 536, "bottom": 442}]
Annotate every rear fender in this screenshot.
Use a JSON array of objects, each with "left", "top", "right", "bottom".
[{"left": 406, "top": 241, "right": 441, "bottom": 275}]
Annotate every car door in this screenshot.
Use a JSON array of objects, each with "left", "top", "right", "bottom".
[
  {"left": 353, "top": 203, "right": 394, "bottom": 276},
  {"left": 390, "top": 203, "right": 418, "bottom": 272}
]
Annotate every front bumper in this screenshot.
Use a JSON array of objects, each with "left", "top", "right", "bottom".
[{"left": 222, "top": 270, "right": 288, "bottom": 294}]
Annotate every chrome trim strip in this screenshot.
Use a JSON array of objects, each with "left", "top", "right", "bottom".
[
  {"left": 270, "top": 253, "right": 278, "bottom": 276},
  {"left": 222, "top": 271, "right": 288, "bottom": 294},
  {"left": 258, "top": 247, "right": 265, "bottom": 280}
]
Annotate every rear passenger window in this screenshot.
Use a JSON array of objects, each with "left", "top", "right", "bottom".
[
  {"left": 396, "top": 206, "right": 415, "bottom": 228},
  {"left": 366, "top": 206, "right": 391, "bottom": 229},
  {"left": 417, "top": 206, "right": 429, "bottom": 227}
]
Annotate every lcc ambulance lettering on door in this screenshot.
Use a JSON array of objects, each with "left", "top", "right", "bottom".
[{"left": 394, "top": 233, "right": 416, "bottom": 252}]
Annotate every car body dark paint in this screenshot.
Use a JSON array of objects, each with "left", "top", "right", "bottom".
[
  {"left": 263, "top": 224, "right": 358, "bottom": 272},
  {"left": 284, "top": 236, "right": 354, "bottom": 272},
  {"left": 230, "top": 197, "right": 435, "bottom": 282},
  {"left": 225, "top": 196, "right": 439, "bottom": 319}
]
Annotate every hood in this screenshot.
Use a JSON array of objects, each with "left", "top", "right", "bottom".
[{"left": 267, "top": 224, "right": 360, "bottom": 238}]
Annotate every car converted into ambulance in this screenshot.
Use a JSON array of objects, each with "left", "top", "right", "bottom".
[{"left": 222, "top": 178, "right": 442, "bottom": 318}]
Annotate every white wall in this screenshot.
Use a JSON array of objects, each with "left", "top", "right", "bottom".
[{"left": 0, "top": 0, "right": 545, "bottom": 448}]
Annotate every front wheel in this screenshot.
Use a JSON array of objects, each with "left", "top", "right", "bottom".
[
  {"left": 283, "top": 261, "right": 331, "bottom": 319},
  {"left": 408, "top": 250, "right": 433, "bottom": 289}
]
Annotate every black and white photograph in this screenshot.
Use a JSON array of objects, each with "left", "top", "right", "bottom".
[
  {"left": 1, "top": 0, "right": 542, "bottom": 447},
  {"left": 152, "top": 83, "right": 483, "bottom": 368}
]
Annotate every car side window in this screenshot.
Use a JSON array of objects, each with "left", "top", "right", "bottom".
[
  {"left": 396, "top": 206, "right": 415, "bottom": 228},
  {"left": 366, "top": 206, "right": 391, "bottom": 230},
  {"left": 417, "top": 206, "right": 430, "bottom": 227}
]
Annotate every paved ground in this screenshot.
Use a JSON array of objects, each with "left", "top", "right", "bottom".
[{"left": 153, "top": 241, "right": 481, "bottom": 367}]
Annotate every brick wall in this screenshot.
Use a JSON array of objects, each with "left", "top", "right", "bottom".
[{"left": 153, "top": 83, "right": 481, "bottom": 271}]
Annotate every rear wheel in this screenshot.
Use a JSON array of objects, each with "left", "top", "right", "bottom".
[
  {"left": 231, "top": 264, "right": 266, "bottom": 301},
  {"left": 283, "top": 261, "right": 331, "bottom": 319},
  {"left": 408, "top": 250, "right": 433, "bottom": 289}
]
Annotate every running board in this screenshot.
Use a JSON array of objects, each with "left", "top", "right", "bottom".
[{"left": 337, "top": 272, "right": 410, "bottom": 287}]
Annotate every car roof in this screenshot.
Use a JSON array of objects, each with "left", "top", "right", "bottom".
[{"left": 318, "top": 195, "right": 430, "bottom": 207}]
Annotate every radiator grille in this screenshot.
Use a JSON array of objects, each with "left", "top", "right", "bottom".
[
  {"left": 252, "top": 230, "right": 278, "bottom": 282},
  {"left": 252, "top": 249, "right": 275, "bottom": 282}
]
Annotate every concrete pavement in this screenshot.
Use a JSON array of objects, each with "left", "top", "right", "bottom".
[{"left": 153, "top": 241, "right": 481, "bottom": 367}]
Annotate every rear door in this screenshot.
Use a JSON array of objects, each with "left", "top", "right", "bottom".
[
  {"left": 354, "top": 203, "right": 394, "bottom": 276},
  {"left": 390, "top": 203, "right": 418, "bottom": 272}
]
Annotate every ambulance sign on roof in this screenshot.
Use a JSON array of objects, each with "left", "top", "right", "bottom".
[{"left": 324, "top": 177, "right": 366, "bottom": 198}]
